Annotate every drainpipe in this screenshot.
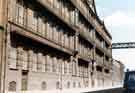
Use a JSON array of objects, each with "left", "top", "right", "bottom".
[{"left": 0, "top": 0, "right": 8, "bottom": 92}]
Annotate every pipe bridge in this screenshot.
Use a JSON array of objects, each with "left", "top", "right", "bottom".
[{"left": 112, "top": 42, "right": 135, "bottom": 49}]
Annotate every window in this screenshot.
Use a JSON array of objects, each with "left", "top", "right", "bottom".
[
  {"left": 56, "top": 81, "right": 60, "bottom": 89},
  {"left": 69, "top": 62, "right": 72, "bottom": 74},
  {"left": 74, "top": 9, "right": 79, "bottom": 25},
  {"left": 8, "top": 47, "right": 17, "bottom": 69},
  {"left": 32, "top": 53, "right": 37, "bottom": 72},
  {"left": 58, "top": 59, "right": 62, "bottom": 73},
  {"left": 73, "top": 82, "right": 76, "bottom": 88},
  {"left": 72, "top": 60, "right": 77, "bottom": 76},
  {"left": 41, "top": 81, "right": 47, "bottom": 90},
  {"left": 27, "top": 8, "right": 38, "bottom": 31},
  {"left": 37, "top": 53, "right": 43, "bottom": 72},
  {"left": 78, "top": 82, "right": 81, "bottom": 88},
  {"left": 61, "top": 31, "right": 65, "bottom": 46},
  {"left": 8, "top": 81, "right": 16, "bottom": 92},
  {"left": 64, "top": 33, "right": 69, "bottom": 47},
  {"left": 21, "top": 77, "right": 27, "bottom": 91},
  {"left": 46, "top": 55, "right": 50, "bottom": 72},
  {"left": 22, "top": 50, "right": 28, "bottom": 70},
  {"left": 85, "top": 81, "right": 89, "bottom": 88},
  {"left": 64, "top": 60, "right": 68, "bottom": 74},
  {"left": 49, "top": 23, "right": 53, "bottom": 40},
  {"left": 38, "top": 17, "right": 46, "bottom": 36},
  {"left": 42, "top": 55, "right": 46, "bottom": 72},
  {"left": 17, "top": 47, "right": 24, "bottom": 69},
  {"left": 28, "top": 50, "right": 33, "bottom": 71},
  {"left": 54, "top": 26, "right": 59, "bottom": 42},
  {"left": 52, "top": 57, "right": 57, "bottom": 72},
  {"left": 62, "top": 60, "right": 65, "bottom": 74},
  {"left": 8, "top": 0, "right": 16, "bottom": 21},
  {"left": 49, "top": 56, "right": 53, "bottom": 72},
  {"left": 70, "top": 11, "right": 75, "bottom": 24},
  {"left": 67, "top": 82, "right": 70, "bottom": 88},
  {"left": 16, "top": 0, "right": 24, "bottom": 25}
]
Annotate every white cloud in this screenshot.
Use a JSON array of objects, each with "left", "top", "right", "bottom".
[{"left": 104, "top": 11, "right": 135, "bottom": 28}]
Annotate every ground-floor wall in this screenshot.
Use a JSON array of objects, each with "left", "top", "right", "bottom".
[
  {"left": 6, "top": 69, "right": 94, "bottom": 92},
  {"left": 4, "top": 31, "right": 118, "bottom": 93}
]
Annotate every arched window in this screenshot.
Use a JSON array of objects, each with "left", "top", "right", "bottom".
[
  {"left": 56, "top": 81, "right": 60, "bottom": 89},
  {"left": 8, "top": 81, "right": 16, "bottom": 91},
  {"left": 41, "top": 81, "right": 47, "bottom": 90},
  {"left": 67, "top": 81, "right": 70, "bottom": 88},
  {"left": 73, "top": 82, "right": 76, "bottom": 88}
]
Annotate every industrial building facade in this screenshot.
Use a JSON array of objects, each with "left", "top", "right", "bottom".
[{"left": 0, "top": 0, "right": 123, "bottom": 92}]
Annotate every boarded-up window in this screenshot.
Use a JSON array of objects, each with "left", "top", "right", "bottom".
[
  {"left": 73, "top": 82, "right": 76, "bottom": 88},
  {"left": 67, "top": 81, "right": 70, "bottom": 88},
  {"left": 78, "top": 82, "right": 81, "bottom": 88},
  {"left": 41, "top": 81, "right": 47, "bottom": 90},
  {"left": 56, "top": 81, "right": 60, "bottom": 89},
  {"left": 8, "top": 81, "right": 16, "bottom": 91}
]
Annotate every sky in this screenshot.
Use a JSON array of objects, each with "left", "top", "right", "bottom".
[{"left": 95, "top": 0, "right": 135, "bottom": 70}]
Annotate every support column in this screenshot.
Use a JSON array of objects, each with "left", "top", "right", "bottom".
[
  {"left": 74, "top": 32, "right": 79, "bottom": 76},
  {"left": 0, "top": 0, "right": 8, "bottom": 93},
  {"left": 88, "top": 61, "right": 92, "bottom": 88},
  {"left": 91, "top": 28, "right": 96, "bottom": 88}
]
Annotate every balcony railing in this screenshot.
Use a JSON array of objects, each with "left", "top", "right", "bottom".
[
  {"left": 104, "top": 60, "right": 112, "bottom": 69},
  {"left": 79, "top": 29, "right": 94, "bottom": 44},
  {"left": 104, "top": 49, "right": 112, "bottom": 57},
  {"left": 39, "top": 0, "right": 77, "bottom": 26},
  {"left": 9, "top": 19, "right": 75, "bottom": 55},
  {"left": 95, "top": 38, "right": 112, "bottom": 57},
  {"left": 79, "top": 52, "right": 92, "bottom": 62},
  {"left": 96, "top": 55, "right": 103, "bottom": 66}
]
